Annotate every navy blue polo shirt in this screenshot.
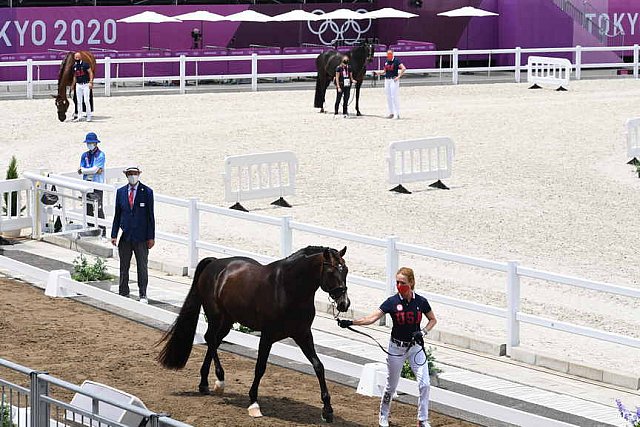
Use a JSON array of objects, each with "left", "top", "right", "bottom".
[
  {"left": 383, "top": 58, "right": 402, "bottom": 79},
  {"left": 380, "top": 293, "right": 432, "bottom": 342},
  {"left": 73, "top": 61, "right": 91, "bottom": 84}
]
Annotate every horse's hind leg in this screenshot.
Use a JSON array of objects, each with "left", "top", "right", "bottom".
[
  {"left": 321, "top": 79, "right": 332, "bottom": 113},
  {"left": 198, "top": 320, "right": 232, "bottom": 395},
  {"left": 248, "top": 333, "right": 274, "bottom": 418},
  {"left": 355, "top": 81, "right": 363, "bottom": 116}
]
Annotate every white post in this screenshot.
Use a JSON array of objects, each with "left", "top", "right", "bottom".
[
  {"left": 634, "top": 44, "right": 639, "bottom": 79},
  {"left": 452, "top": 49, "right": 459, "bottom": 85},
  {"left": 575, "top": 45, "right": 582, "bottom": 80},
  {"left": 104, "top": 57, "right": 111, "bottom": 97},
  {"left": 514, "top": 47, "right": 521, "bottom": 83},
  {"left": 506, "top": 260, "right": 521, "bottom": 356},
  {"left": 179, "top": 55, "right": 186, "bottom": 95},
  {"left": 187, "top": 197, "right": 199, "bottom": 273},
  {"left": 280, "top": 215, "right": 293, "bottom": 257},
  {"left": 251, "top": 53, "right": 258, "bottom": 92},
  {"left": 26, "top": 59, "right": 33, "bottom": 99},
  {"left": 383, "top": 236, "right": 399, "bottom": 326}
]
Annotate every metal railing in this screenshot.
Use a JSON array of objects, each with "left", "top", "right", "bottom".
[
  {"left": 0, "top": 358, "right": 192, "bottom": 427},
  {"left": 5, "top": 171, "right": 640, "bottom": 356},
  {"left": 1, "top": 43, "right": 639, "bottom": 98}
]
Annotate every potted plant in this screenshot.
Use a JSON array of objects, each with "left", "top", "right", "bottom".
[
  {"left": 2, "top": 156, "right": 25, "bottom": 238},
  {"left": 400, "top": 346, "right": 443, "bottom": 387},
  {"left": 71, "top": 254, "right": 115, "bottom": 291}
]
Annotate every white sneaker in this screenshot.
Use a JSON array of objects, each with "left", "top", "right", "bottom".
[
  {"left": 378, "top": 414, "right": 389, "bottom": 427},
  {"left": 394, "top": 115, "right": 400, "bottom": 120},
  {"left": 140, "top": 298, "right": 148, "bottom": 304},
  {"left": 86, "top": 115, "right": 92, "bottom": 122}
]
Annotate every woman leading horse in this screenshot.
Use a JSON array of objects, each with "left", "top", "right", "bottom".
[
  {"left": 157, "top": 246, "right": 350, "bottom": 423},
  {"left": 54, "top": 51, "right": 96, "bottom": 122},
  {"left": 314, "top": 41, "right": 374, "bottom": 116}
]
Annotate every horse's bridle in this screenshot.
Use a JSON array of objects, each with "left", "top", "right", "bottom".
[{"left": 321, "top": 261, "right": 348, "bottom": 301}]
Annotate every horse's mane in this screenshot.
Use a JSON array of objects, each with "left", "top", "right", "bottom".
[
  {"left": 57, "top": 52, "right": 74, "bottom": 96},
  {"left": 282, "top": 246, "right": 329, "bottom": 265}
]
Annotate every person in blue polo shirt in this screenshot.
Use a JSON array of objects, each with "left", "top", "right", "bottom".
[
  {"left": 77, "top": 132, "right": 105, "bottom": 236},
  {"left": 374, "top": 49, "right": 407, "bottom": 120},
  {"left": 338, "top": 267, "right": 436, "bottom": 427}
]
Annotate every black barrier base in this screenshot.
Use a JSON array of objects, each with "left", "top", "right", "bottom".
[
  {"left": 429, "top": 180, "right": 450, "bottom": 190},
  {"left": 229, "top": 202, "right": 249, "bottom": 212},
  {"left": 0, "top": 236, "right": 13, "bottom": 246},
  {"left": 628, "top": 157, "right": 640, "bottom": 165},
  {"left": 556, "top": 86, "right": 568, "bottom": 91},
  {"left": 528, "top": 84, "right": 542, "bottom": 89},
  {"left": 389, "top": 184, "right": 412, "bottom": 194},
  {"left": 271, "top": 197, "right": 292, "bottom": 208}
]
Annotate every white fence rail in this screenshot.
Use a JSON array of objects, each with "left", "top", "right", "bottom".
[
  {"left": 527, "top": 55, "right": 572, "bottom": 89},
  {"left": 3, "top": 172, "right": 640, "bottom": 357},
  {"left": 2, "top": 44, "right": 640, "bottom": 98},
  {"left": 0, "top": 178, "right": 33, "bottom": 234}
]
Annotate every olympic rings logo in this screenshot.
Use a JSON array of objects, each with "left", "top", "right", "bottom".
[{"left": 307, "top": 9, "right": 372, "bottom": 46}]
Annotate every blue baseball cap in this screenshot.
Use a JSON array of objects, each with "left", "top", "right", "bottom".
[{"left": 83, "top": 132, "right": 100, "bottom": 143}]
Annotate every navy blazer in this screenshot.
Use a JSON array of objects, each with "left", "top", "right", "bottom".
[{"left": 111, "top": 182, "right": 155, "bottom": 243}]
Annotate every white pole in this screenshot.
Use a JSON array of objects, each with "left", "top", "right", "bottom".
[
  {"left": 280, "top": 216, "right": 293, "bottom": 257},
  {"left": 104, "top": 57, "right": 111, "bottom": 97},
  {"left": 506, "top": 260, "right": 521, "bottom": 356},
  {"left": 452, "top": 49, "right": 459, "bottom": 85},
  {"left": 575, "top": 45, "right": 582, "bottom": 80},
  {"left": 188, "top": 197, "right": 199, "bottom": 273},
  {"left": 514, "top": 47, "right": 521, "bottom": 83},
  {"left": 179, "top": 55, "right": 186, "bottom": 95},
  {"left": 26, "top": 59, "right": 33, "bottom": 99},
  {"left": 634, "top": 44, "right": 639, "bottom": 79},
  {"left": 251, "top": 53, "right": 258, "bottom": 92},
  {"left": 384, "top": 236, "right": 399, "bottom": 327}
]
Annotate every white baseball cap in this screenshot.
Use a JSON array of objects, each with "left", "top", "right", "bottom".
[{"left": 123, "top": 166, "right": 141, "bottom": 174}]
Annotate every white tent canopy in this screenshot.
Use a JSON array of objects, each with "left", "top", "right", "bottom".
[
  {"left": 172, "top": 10, "right": 225, "bottom": 22},
  {"left": 224, "top": 10, "right": 272, "bottom": 22},
  {"left": 437, "top": 6, "right": 499, "bottom": 18},
  {"left": 272, "top": 10, "right": 322, "bottom": 22},
  {"left": 117, "top": 11, "right": 182, "bottom": 24},
  {"left": 362, "top": 8, "right": 418, "bottom": 19},
  {"left": 319, "top": 8, "right": 369, "bottom": 20}
]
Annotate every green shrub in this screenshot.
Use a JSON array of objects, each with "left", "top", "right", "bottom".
[
  {"left": 71, "top": 254, "right": 113, "bottom": 282},
  {"left": 1, "top": 398, "right": 14, "bottom": 427},
  {"left": 233, "top": 323, "right": 254, "bottom": 334},
  {"left": 2, "top": 156, "right": 24, "bottom": 217},
  {"left": 400, "top": 346, "right": 442, "bottom": 380}
]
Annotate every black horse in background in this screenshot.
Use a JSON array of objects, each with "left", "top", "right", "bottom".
[
  {"left": 157, "top": 246, "right": 350, "bottom": 423},
  {"left": 314, "top": 40, "right": 374, "bottom": 116}
]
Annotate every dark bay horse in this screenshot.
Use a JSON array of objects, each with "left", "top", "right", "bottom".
[
  {"left": 314, "top": 41, "right": 374, "bottom": 116},
  {"left": 157, "top": 246, "right": 350, "bottom": 422},
  {"left": 54, "top": 51, "right": 96, "bottom": 122}
]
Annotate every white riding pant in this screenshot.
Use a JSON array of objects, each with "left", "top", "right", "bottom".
[
  {"left": 380, "top": 340, "right": 430, "bottom": 422},
  {"left": 76, "top": 83, "right": 92, "bottom": 118},
  {"left": 384, "top": 78, "right": 401, "bottom": 118}
]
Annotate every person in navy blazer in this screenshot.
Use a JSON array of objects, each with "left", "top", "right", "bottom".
[{"left": 111, "top": 166, "right": 155, "bottom": 304}]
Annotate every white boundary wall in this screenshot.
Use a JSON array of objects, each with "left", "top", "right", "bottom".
[
  {"left": 222, "top": 151, "right": 297, "bottom": 203},
  {"left": 527, "top": 55, "right": 572, "bottom": 89},
  {"left": 626, "top": 117, "right": 640, "bottom": 160},
  {"left": 0, "top": 256, "right": 579, "bottom": 427},
  {"left": 387, "top": 137, "right": 454, "bottom": 186}
]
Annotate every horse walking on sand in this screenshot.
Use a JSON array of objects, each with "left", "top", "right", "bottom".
[
  {"left": 157, "top": 246, "right": 350, "bottom": 423},
  {"left": 314, "top": 41, "right": 375, "bottom": 116},
  {"left": 54, "top": 51, "right": 96, "bottom": 122}
]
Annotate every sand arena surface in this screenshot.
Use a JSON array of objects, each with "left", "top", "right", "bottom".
[
  {"left": 1, "top": 79, "right": 639, "bottom": 375},
  {"left": 0, "top": 277, "right": 476, "bottom": 427}
]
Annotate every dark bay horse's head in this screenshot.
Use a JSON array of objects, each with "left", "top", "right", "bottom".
[
  {"left": 53, "top": 94, "right": 69, "bottom": 122},
  {"left": 320, "top": 246, "right": 350, "bottom": 312}
]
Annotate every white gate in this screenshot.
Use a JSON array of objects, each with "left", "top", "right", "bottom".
[
  {"left": 0, "top": 178, "right": 33, "bottom": 236},
  {"left": 222, "top": 151, "right": 297, "bottom": 211},
  {"left": 527, "top": 56, "right": 572, "bottom": 90},
  {"left": 625, "top": 117, "right": 640, "bottom": 164},
  {"left": 387, "top": 137, "right": 455, "bottom": 193}
]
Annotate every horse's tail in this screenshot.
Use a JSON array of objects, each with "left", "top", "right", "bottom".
[
  {"left": 156, "top": 257, "right": 214, "bottom": 369},
  {"left": 314, "top": 73, "right": 325, "bottom": 108}
]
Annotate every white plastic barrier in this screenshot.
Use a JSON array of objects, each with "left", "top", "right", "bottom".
[
  {"left": 66, "top": 381, "right": 148, "bottom": 427},
  {"left": 387, "top": 137, "right": 455, "bottom": 193},
  {"left": 625, "top": 117, "right": 640, "bottom": 164},
  {"left": 0, "top": 178, "right": 33, "bottom": 235},
  {"left": 222, "top": 150, "right": 297, "bottom": 211},
  {"left": 527, "top": 56, "right": 571, "bottom": 90}
]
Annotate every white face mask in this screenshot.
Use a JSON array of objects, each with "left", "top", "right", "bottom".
[
  {"left": 86, "top": 143, "right": 96, "bottom": 151},
  {"left": 127, "top": 175, "right": 139, "bottom": 185}
]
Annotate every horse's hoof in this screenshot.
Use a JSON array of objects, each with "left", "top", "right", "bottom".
[
  {"left": 212, "top": 380, "right": 225, "bottom": 395},
  {"left": 198, "top": 386, "right": 211, "bottom": 395},
  {"left": 356, "top": 112, "right": 362, "bottom": 116},
  {"left": 321, "top": 410, "right": 334, "bottom": 423},
  {"left": 248, "top": 402, "right": 263, "bottom": 418}
]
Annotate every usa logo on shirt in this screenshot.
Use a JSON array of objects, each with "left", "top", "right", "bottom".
[{"left": 396, "top": 304, "right": 403, "bottom": 311}]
